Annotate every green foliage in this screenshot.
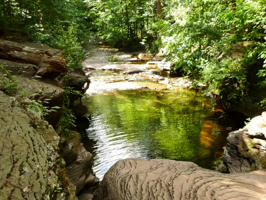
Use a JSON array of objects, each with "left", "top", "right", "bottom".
[
  {"left": 35, "top": 23, "right": 85, "bottom": 71},
  {"left": 0, "top": 65, "right": 19, "bottom": 96},
  {"left": 259, "top": 98, "right": 266, "bottom": 109},
  {"left": 0, "top": 0, "right": 90, "bottom": 71},
  {"left": 85, "top": 0, "right": 160, "bottom": 49},
  {"left": 59, "top": 87, "right": 79, "bottom": 134},
  {"left": 146, "top": 0, "right": 266, "bottom": 107},
  {"left": 28, "top": 0, "right": 89, "bottom": 71},
  {"left": 244, "top": 117, "right": 251, "bottom": 126},
  {"left": 25, "top": 93, "right": 60, "bottom": 118},
  {"left": 108, "top": 56, "right": 120, "bottom": 62},
  {"left": 59, "top": 107, "right": 76, "bottom": 135}
]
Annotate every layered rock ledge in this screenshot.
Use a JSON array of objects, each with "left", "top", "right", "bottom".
[
  {"left": 0, "top": 39, "right": 96, "bottom": 199},
  {"left": 0, "top": 39, "right": 67, "bottom": 77},
  {"left": 93, "top": 158, "right": 266, "bottom": 200},
  {"left": 0, "top": 91, "right": 76, "bottom": 199}
]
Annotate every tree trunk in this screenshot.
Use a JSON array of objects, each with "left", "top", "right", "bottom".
[
  {"left": 8, "top": 0, "right": 13, "bottom": 27},
  {"left": 157, "top": 0, "right": 162, "bottom": 18}
]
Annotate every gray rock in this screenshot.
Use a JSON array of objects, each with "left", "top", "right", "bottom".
[
  {"left": 0, "top": 39, "right": 67, "bottom": 77},
  {"left": 221, "top": 112, "right": 266, "bottom": 173},
  {"left": 0, "top": 59, "right": 39, "bottom": 77},
  {"left": 18, "top": 76, "right": 64, "bottom": 128},
  {"left": 0, "top": 40, "right": 96, "bottom": 199},
  {"left": 61, "top": 131, "right": 99, "bottom": 195},
  {"left": 0, "top": 91, "right": 75, "bottom": 199},
  {"left": 93, "top": 158, "right": 266, "bottom": 200}
]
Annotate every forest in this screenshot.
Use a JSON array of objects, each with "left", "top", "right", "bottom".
[
  {"left": 1, "top": 1, "right": 266, "bottom": 199},
  {"left": 1, "top": 0, "right": 266, "bottom": 115}
]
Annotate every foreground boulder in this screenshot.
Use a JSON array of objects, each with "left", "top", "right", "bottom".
[
  {"left": 93, "top": 158, "right": 266, "bottom": 200},
  {"left": 220, "top": 112, "right": 266, "bottom": 173}
]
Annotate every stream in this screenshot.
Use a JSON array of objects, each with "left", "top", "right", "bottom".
[{"left": 80, "top": 45, "right": 230, "bottom": 180}]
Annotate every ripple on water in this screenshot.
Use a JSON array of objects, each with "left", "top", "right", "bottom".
[
  {"left": 83, "top": 89, "right": 229, "bottom": 180},
  {"left": 86, "top": 115, "right": 148, "bottom": 180}
]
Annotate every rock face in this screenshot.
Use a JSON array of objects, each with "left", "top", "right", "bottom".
[
  {"left": 0, "top": 91, "right": 76, "bottom": 199},
  {"left": 0, "top": 39, "right": 67, "bottom": 77},
  {"left": 17, "top": 76, "right": 65, "bottom": 128},
  {"left": 93, "top": 158, "right": 266, "bottom": 200},
  {"left": 221, "top": 112, "right": 266, "bottom": 173},
  {"left": 0, "top": 59, "right": 38, "bottom": 77},
  {"left": 0, "top": 40, "right": 95, "bottom": 199},
  {"left": 0, "top": 73, "right": 65, "bottom": 128},
  {"left": 60, "top": 131, "right": 99, "bottom": 195}
]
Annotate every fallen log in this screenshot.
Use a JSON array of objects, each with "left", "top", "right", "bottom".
[{"left": 0, "top": 39, "right": 67, "bottom": 77}]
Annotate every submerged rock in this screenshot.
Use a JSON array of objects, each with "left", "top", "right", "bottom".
[{"left": 93, "top": 158, "right": 266, "bottom": 200}]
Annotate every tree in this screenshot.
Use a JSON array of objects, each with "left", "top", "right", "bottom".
[
  {"left": 85, "top": 0, "right": 161, "bottom": 50},
  {"left": 157, "top": 0, "right": 162, "bottom": 18},
  {"left": 152, "top": 0, "right": 266, "bottom": 113},
  {"left": 0, "top": 0, "right": 91, "bottom": 71}
]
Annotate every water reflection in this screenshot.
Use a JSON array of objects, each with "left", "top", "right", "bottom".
[
  {"left": 85, "top": 115, "right": 149, "bottom": 179},
  {"left": 82, "top": 88, "right": 228, "bottom": 180}
]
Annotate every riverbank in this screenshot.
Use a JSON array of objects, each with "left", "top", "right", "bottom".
[
  {"left": 1, "top": 39, "right": 265, "bottom": 200},
  {"left": 0, "top": 39, "right": 98, "bottom": 199}
]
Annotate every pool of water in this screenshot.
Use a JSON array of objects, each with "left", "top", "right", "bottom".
[{"left": 81, "top": 88, "right": 228, "bottom": 180}]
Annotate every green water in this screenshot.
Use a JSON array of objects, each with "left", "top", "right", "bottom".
[{"left": 82, "top": 88, "right": 228, "bottom": 180}]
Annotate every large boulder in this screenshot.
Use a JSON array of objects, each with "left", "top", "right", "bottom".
[
  {"left": 93, "top": 158, "right": 266, "bottom": 200},
  {"left": 0, "top": 91, "right": 76, "bottom": 199},
  {"left": 220, "top": 112, "right": 266, "bottom": 173}
]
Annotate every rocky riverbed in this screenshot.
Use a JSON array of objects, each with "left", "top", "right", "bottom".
[{"left": 82, "top": 44, "right": 195, "bottom": 96}]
